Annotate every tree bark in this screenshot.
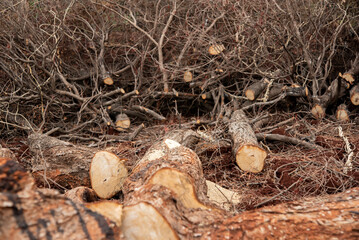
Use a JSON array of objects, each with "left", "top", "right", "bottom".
[
  {"left": 28, "top": 133, "right": 96, "bottom": 188},
  {"left": 228, "top": 110, "right": 267, "bottom": 173},
  {"left": 245, "top": 79, "right": 268, "bottom": 101},
  {"left": 1, "top": 139, "right": 359, "bottom": 239},
  {"left": 0, "top": 158, "right": 121, "bottom": 240}
]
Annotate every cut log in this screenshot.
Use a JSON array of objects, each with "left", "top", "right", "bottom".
[
  {"left": 351, "top": 84, "right": 359, "bottom": 105},
  {"left": 336, "top": 104, "right": 350, "bottom": 122},
  {"left": 208, "top": 44, "right": 225, "bottom": 55},
  {"left": 103, "top": 77, "right": 114, "bottom": 85},
  {"left": 339, "top": 53, "right": 359, "bottom": 85},
  {"left": 90, "top": 151, "right": 128, "bottom": 199},
  {"left": 115, "top": 113, "right": 131, "bottom": 131},
  {"left": 311, "top": 78, "right": 348, "bottom": 119},
  {"left": 268, "top": 84, "right": 308, "bottom": 100},
  {"left": 1, "top": 143, "right": 359, "bottom": 239},
  {"left": 201, "top": 92, "right": 212, "bottom": 100},
  {"left": 228, "top": 110, "right": 267, "bottom": 173},
  {"left": 121, "top": 202, "right": 179, "bottom": 240},
  {"left": 245, "top": 79, "right": 268, "bottom": 101},
  {"left": 122, "top": 139, "right": 359, "bottom": 239},
  {"left": 28, "top": 133, "right": 96, "bottom": 188},
  {"left": 0, "top": 158, "right": 121, "bottom": 240},
  {"left": 183, "top": 71, "right": 193, "bottom": 82}
]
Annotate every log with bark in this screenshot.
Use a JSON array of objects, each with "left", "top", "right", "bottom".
[
  {"left": 0, "top": 157, "right": 121, "bottom": 240},
  {"left": 245, "top": 79, "right": 269, "bottom": 101},
  {"left": 268, "top": 84, "right": 308, "bottom": 100},
  {"left": 28, "top": 133, "right": 97, "bottom": 188},
  {"left": 1, "top": 140, "right": 359, "bottom": 239},
  {"left": 228, "top": 110, "right": 267, "bottom": 173}
]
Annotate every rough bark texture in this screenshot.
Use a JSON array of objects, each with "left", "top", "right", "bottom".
[
  {"left": 121, "top": 139, "right": 224, "bottom": 239},
  {"left": 1, "top": 140, "right": 359, "bottom": 239},
  {"left": 269, "top": 84, "right": 308, "bottom": 100},
  {"left": 28, "top": 133, "right": 96, "bottom": 188},
  {"left": 0, "top": 158, "right": 121, "bottom": 240},
  {"left": 228, "top": 110, "right": 267, "bottom": 172}
]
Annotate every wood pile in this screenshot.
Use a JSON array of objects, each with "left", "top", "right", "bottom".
[{"left": 1, "top": 130, "right": 359, "bottom": 239}]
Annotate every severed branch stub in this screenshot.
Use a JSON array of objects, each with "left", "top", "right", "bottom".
[
  {"left": 311, "top": 78, "right": 348, "bottom": 119},
  {"left": 115, "top": 113, "right": 131, "bottom": 131},
  {"left": 228, "top": 110, "right": 267, "bottom": 173},
  {"left": 336, "top": 104, "right": 350, "bottom": 122},
  {"left": 245, "top": 79, "right": 269, "bottom": 101}
]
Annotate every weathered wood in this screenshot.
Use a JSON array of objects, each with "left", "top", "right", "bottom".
[
  {"left": 28, "top": 133, "right": 96, "bottom": 188},
  {"left": 0, "top": 158, "right": 121, "bottom": 240},
  {"left": 350, "top": 84, "right": 359, "bottom": 105},
  {"left": 228, "top": 110, "right": 267, "bottom": 173}
]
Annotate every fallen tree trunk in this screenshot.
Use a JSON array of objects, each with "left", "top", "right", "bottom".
[
  {"left": 1, "top": 139, "right": 359, "bottom": 239},
  {"left": 228, "top": 110, "right": 267, "bottom": 173},
  {"left": 28, "top": 133, "right": 96, "bottom": 188}
]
